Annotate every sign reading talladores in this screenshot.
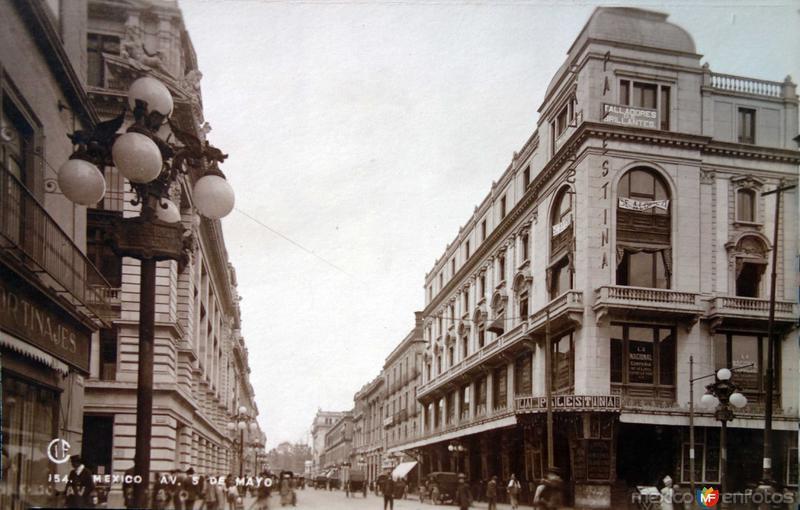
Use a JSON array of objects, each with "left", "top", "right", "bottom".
[
  {"left": 516, "top": 394, "right": 622, "bottom": 413},
  {"left": 603, "top": 104, "right": 658, "bottom": 129}
]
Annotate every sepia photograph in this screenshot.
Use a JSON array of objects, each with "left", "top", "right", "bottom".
[{"left": 0, "top": 0, "right": 798, "bottom": 509}]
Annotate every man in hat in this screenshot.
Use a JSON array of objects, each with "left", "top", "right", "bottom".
[
  {"left": 382, "top": 471, "right": 395, "bottom": 510},
  {"left": 455, "top": 474, "right": 472, "bottom": 510},
  {"left": 486, "top": 475, "right": 498, "bottom": 510},
  {"left": 65, "top": 455, "right": 95, "bottom": 508},
  {"left": 183, "top": 467, "right": 201, "bottom": 510}
]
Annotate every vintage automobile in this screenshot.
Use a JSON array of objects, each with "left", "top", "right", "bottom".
[
  {"left": 346, "top": 469, "right": 368, "bottom": 497},
  {"left": 419, "top": 472, "right": 460, "bottom": 505},
  {"left": 313, "top": 475, "right": 327, "bottom": 489}
]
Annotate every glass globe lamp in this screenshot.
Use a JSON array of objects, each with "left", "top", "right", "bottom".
[
  {"left": 249, "top": 422, "right": 259, "bottom": 433},
  {"left": 128, "top": 76, "right": 174, "bottom": 120},
  {"left": 716, "top": 368, "right": 732, "bottom": 381},
  {"left": 239, "top": 406, "right": 248, "bottom": 415},
  {"left": 237, "top": 421, "right": 247, "bottom": 431},
  {"left": 227, "top": 422, "right": 236, "bottom": 432},
  {"left": 112, "top": 132, "right": 163, "bottom": 183},
  {"left": 700, "top": 393, "right": 719, "bottom": 408},
  {"left": 194, "top": 173, "right": 235, "bottom": 219},
  {"left": 730, "top": 392, "right": 748, "bottom": 409},
  {"left": 58, "top": 159, "right": 106, "bottom": 205}
]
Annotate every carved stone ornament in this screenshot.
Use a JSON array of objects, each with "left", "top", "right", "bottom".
[
  {"left": 730, "top": 174, "right": 765, "bottom": 190},
  {"left": 699, "top": 169, "right": 715, "bottom": 184},
  {"left": 120, "top": 20, "right": 170, "bottom": 76}
]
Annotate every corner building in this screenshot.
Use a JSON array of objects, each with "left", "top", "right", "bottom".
[{"left": 410, "top": 8, "right": 798, "bottom": 509}]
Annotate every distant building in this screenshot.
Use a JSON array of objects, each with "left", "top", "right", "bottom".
[
  {"left": 310, "top": 409, "right": 346, "bottom": 476},
  {"left": 409, "top": 7, "right": 798, "bottom": 509},
  {"left": 382, "top": 313, "right": 425, "bottom": 481},
  {"left": 323, "top": 411, "right": 354, "bottom": 472},
  {"left": 353, "top": 375, "right": 385, "bottom": 485}
]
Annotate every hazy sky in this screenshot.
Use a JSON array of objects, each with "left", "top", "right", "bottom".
[{"left": 178, "top": 0, "right": 800, "bottom": 447}]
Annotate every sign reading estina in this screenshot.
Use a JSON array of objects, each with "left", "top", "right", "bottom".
[
  {"left": 603, "top": 104, "right": 658, "bottom": 129},
  {"left": 0, "top": 274, "right": 91, "bottom": 372},
  {"left": 515, "top": 394, "right": 621, "bottom": 412}
]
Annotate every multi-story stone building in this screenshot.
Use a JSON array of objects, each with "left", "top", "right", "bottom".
[
  {"left": 382, "top": 313, "right": 425, "bottom": 483},
  {"left": 71, "top": 0, "right": 262, "bottom": 491},
  {"left": 322, "top": 411, "right": 354, "bottom": 474},
  {"left": 353, "top": 375, "right": 385, "bottom": 485},
  {"left": 310, "top": 409, "right": 346, "bottom": 477},
  {"left": 0, "top": 1, "right": 113, "bottom": 508},
  {"left": 407, "top": 7, "right": 798, "bottom": 509}
]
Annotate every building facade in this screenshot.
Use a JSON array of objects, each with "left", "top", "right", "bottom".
[
  {"left": 0, "top": 1, "right": 112, "bottom": 508},
  {"left": 352, "top": 375, "right": 385, "bottom": 485},
  {"left": 407, "top": 7, "right": 798, "bottom": 509},
  {"left": 310, "top": 409, "right": 346, "bottom": 477},
  {"left": 322, "top": 412, "right": 354, "bottom": 473},
  {"left": 73, "top": 0, "right": 262, "bottom": 491},
  {"left": 382, "top": 313, "right": 425, "bottom": 483}
]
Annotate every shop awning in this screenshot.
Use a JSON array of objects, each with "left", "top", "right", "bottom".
[
  {"left": 1, "top": 331, "right": 69, "bottom": 375},
  {"left": 391, "top": 461, "right": 418, "bottom": 480}
]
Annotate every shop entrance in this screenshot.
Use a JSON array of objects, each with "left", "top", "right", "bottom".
[
  {"left": 617, "top": 423, "right": 679, "bottom": 487},
  {"left": 82, "top": 414, "right": 114, "bottom": 476}
]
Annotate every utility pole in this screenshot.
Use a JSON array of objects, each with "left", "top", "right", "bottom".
[{"left": 758, "top": 181, "right": 795, "bottom": 492}]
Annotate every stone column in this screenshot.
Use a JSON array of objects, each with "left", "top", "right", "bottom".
[
  {"left": 507, "top": 361, "right": 515, "bottom": 409},
  {"left": 486, "top": 371, "right": 495, "bottom": 415},
  {"left": 469, "top": 381, "right": 477, "bottom": 420}
]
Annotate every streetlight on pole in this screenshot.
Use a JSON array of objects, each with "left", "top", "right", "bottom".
[
  {"left": 227, "top": 406, "right": 259, "bottom": 478},
  {"left": 447, "top": 440, "right": 467, "bottom": 473},
  {"left": 57, "top": 76, "right": 235, "bottom": 509},
  {"left": 699, "top": 368, "right": 748, "bottom": 508}
]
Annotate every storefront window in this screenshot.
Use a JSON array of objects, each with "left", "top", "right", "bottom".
[
  {"left": 1, "top": 374, "right": 58, "bottom": 510},
  {"left": 610, "top": 324, "right": 676, "bottom": 389},
  {"left": 681, "top": 428, "right": 720, "bottom": 484},
  {"left": 714, "top": 332, "right": 775, "bottom": 398},
  {"left": 551, "top": 331, "right": 574, "bottom": 392}
]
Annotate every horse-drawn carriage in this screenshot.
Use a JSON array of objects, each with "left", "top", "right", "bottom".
[{"left": 346, "top": 469, "right": 368, "bottom": 497}]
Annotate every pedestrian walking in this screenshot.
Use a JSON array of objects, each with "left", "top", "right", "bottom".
[
  {"left": 660, "top": 475, "right": 675, "bottom": 510},
  {"left": 152, "top": 473, "right": 170, "bottom": 510},
  {"left": 507, "top": 474, "right": 521, "bottom": 509},
  {"left": 382, "top": 474, "right": 395, "bottom": 510},
  {"left": 202, "top": 476, "right": 220, "bottom": 510},
  {"left": 184, "top": 467, "right": 201, "bottom": 510},
  {"left": 249, "top": 471, "right": 271, "bottom": 510},
  {"left": 122, "top": 466, "right": 136, "bottom": 509},
  {"left": 225, "top": 474, "right": 238, "bottom": 510},
  {"left": 455, "top": 474, "right": 472, "bottom": 510},
  {"left": 486, "top": 475, "right": 498, "bottom": 510},
  {"left": 65, "top": 455, "right": 95, "bottom": 509}
]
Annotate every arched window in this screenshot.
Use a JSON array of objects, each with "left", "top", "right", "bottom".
[
  {"left": 730, "top": 235, "right": 768, "bottom": 298},
  {"left": 548, "top": 187, "right": 573, "bottom": 299},
  {"left": 616, "top": 168, "right": 671, "bottom": 289}
]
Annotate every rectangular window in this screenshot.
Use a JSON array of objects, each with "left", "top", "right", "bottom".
[
  {"left": 522, "top": 232, "right": 529, "bottom": 261},
  {"left": 736, "top": 188, "right": 756, "bottom": 223},
  {"left": 633, "top": 82, "right": 658, "bottom": 109},
  {"left": 549, "top": 256, "right": 572, "bottom": 299},
  {"left": 481, "top": 220, "right": 487, "bottom": 241},
  {"left": 555, "top": 104, "right": 569, "bottom": 138},
  {"left": 738, "top": 108, "right": 756, "bottom": 144},
  {"left": 518, "top": 293, "right": 529, "bottom": 321},
  {"left": 478, "top": 326, "right": 485, "bottom": 348},
  {"left": 451, "top": 258, "right": 456, "bottom": 276},
  {"left": 681, "top": 428, "right": 720, "bottom": 484},
  {"left": 500, "top": 195, "right": 507, "bottom": 219},
  {"left": 620, "top": 80, "right": 630, "bottom": 104},
  {"left": 617, "top": 250, "right": 668, "bottom": 289},
  {"left": 461, "top": 335, "right": 468, "bottom": 360},
  {"left": 714, "top": 332, "right": 776, "bottom": 399},
  {"left": 463, "top": 290, "right": 469, "bottom": 312},
  {"left": 609, "top": 324, "right": 676, "bottom": 389},
  {"left": 660, "top": 86, "right": 670, "bottom": 130},
  {"left": 551, "top": 331, "right": 574, "bottom": 392},
  {"left": 87, "top": 33, "right": 121, "bottom": 88},
  {"left": 479, "top": 274, "right": 486, "bottom": 298},
  {"left": 493, "top": 366, "right": 507, "bottom": 408},
  {"left": 523, "top": 166, "right": 531, "bottom": 188},
  {"left": 99, "top": 328, "right": 118, "bottom": 381},
  {"left": 465, "top": 240, "right": 470, "bottom": 260},
  {"left": 439, "top": 273, "right": 443, "bottom": 289},
  {"left": 514, "top": 355, "right": 532, "bottom": 395},
  {"left": 499, "top": 253, "right": 506, "bottom": 282}
]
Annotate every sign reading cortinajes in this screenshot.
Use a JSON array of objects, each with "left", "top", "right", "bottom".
[
  {"left": 0, "top": 273, "right": 91, "bottom": 372},
  {"left": 603, "top": 104, "right": 658, "bottom": 129},
  {"left": 516, "top": 395, "right": 621, "bottom": 412}
]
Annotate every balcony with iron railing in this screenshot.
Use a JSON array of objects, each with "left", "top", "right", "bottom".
[{"left": 0, "top": 164, "right": 112, "bottom": 327}]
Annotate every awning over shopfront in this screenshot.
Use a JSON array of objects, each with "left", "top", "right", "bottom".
[{"left": 391, "top": 461, "right": 417, "bottom": 481}]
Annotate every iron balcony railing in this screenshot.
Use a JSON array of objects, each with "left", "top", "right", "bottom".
[{"left": 0, "top": 163, "right": 112, "bottom": 326}]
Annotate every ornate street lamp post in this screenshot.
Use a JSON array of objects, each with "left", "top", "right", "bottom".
[
  {"left": 447, "top": 440, "right": 467, "bottom": 473},
  {"left": 228, "top": 406, "right": 259, "bottom": 478},
  {"left": 699, "top": 368, "right": 748, "bottom": 508},
  {"left": 58, "top": 76, "right": 235, "bottom": 508}
]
